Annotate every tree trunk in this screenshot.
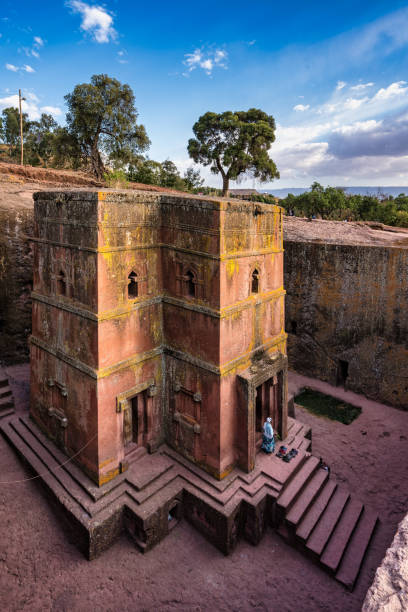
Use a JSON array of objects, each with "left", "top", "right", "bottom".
[
  {"left": 90, "top": 139, "right": 105, "bottom": 179},
  {"left": 222, "top": 175, "right": 229, "bottom": 197}
]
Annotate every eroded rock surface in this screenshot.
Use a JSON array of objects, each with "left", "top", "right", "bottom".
[
  {"left": 284, "top": 239, "right": 408, "bottom": 409},
  {"left": 0, "top": 182, "right": 35, "bottom": 364},
  {"left": 363, "top": 513, "right": 408, "bottom": 612}
]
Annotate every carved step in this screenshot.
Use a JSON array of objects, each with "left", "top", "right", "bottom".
[
  {"left": 0, "top": 407, "right": 15, "bottom": 418},
  {"left": 286, "top": 468, "right": 329, "bottom": 527},
  {"left": 296, "top": 480, "right": 337, "bottom": 543},
  {"left": 285, "top": 421, "right": 311, "bottom": 447},
  {"left": 335, "top": 508, "right": 379, "bottom": 590},
  {"left": 0, "top": 395, "right": 14, "bottom": 410},
  {"left": 277, "top": 456, "right": 320, "bottom": 516},
  {"left": 0, "top": 377, "right": 9, "bottom": 388},
  {"left": 306, "top": 488, "right": 350, "bottom": 557},
  {"left": 7, "top": 418, "right": 93, "bottom": 513},
  {"left": 0, "top": 385, "right": 13, "bottom": 399},
  {"left": 320, "top": 498, "right": 364, "bottom": 573}
]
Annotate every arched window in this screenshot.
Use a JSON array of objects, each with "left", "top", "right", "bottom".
[
  {"left": 128, "top": 271, "right": 138, "bottom": 298},
  {"left": 57, "top": 270, "right": 66, "bottom": 296},
  {"left": 251, "top": 269, "right": 259, "bottom": 294},
  {"left": 186, "top": 270, "right": 195, "bottom": 297}
]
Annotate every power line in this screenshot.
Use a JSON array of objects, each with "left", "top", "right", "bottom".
[{"left": 0, "top": 430, "right": 98, "bottom": 485}]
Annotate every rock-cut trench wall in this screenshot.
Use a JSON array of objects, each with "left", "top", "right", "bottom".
[
  {"left": 362, "top": 512, "right": 408, "bottom": 612},
  {"left": 284, "top": 240, "right": 408, "bottom": 410},
  {"left": 0, "top": 207, "right": 34, "bottom": 364}
]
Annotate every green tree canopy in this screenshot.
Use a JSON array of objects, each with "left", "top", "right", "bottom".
[
  {"left": 159, "top": 159, "right": 185, "bottom": 190},
  {"left": 187, "top": 108, "right": 279, "bottom": 195},
  {"left": 128, "top": 158, "right": 186, "bottom": 190},
  {"left": 25, "top": 113, "right": 58, "bottom": 166},
  {"left": 51, "top": 127, "right": 83, "bottom": 169},
  {"left": 0, "top": 107, "right": 29, "bottom": 158},
  {"left": 65, "top": 74, "right": 150, "bottom": 178},
  {"left": 184, "top": 166, "right": 204, "bottom": 191},
  {"left": 128, "top": 159, "right": 162, "bottom": 185}
]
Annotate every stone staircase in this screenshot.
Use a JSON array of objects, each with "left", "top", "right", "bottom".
[
  {"left": 0, "top": 370, "right": 15, "bottom": 418},
  {"left": 0, "top": 411, "right": 378, "bottom": 589},
  {"left": 275, "top": 454, "right": 378, "bottom": 590}
]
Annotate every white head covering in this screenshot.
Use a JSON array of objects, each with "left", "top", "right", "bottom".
[{"left": 267, "top": 417, "right": 272, "bottom": 423}]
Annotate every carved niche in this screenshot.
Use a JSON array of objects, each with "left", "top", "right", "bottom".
[{"left": 175, "top": 261, "right": 205, "bottom": 300}]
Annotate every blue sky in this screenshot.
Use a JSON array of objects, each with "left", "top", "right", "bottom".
[{"left": 2, "top": 1, "right": 408, "bottom": 188}]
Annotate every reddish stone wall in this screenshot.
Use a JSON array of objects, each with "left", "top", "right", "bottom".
[
  {"left": 30, "top": 192, "right": 101, "bottom": 479},
  {"left": 29, "top": 190, "right": 287, "bottom": 485},
  {"left": 0, "top": 207, "right": 33, "bottom": 364},
  {"left": 284, "top": 240, "right": 408, "bottom": 409}
]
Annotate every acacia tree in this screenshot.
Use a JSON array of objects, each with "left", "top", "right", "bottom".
[
  {"left": 187, "top": 108, "right": 279, "bottom": 195},
  {"left": 65, "top": 74, "right": 150, "bottom": 178}
]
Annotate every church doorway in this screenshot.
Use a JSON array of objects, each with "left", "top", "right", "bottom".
[
  {"left": 255, "top": 374, "right": 282, "bottom": 446},
  {"left": 123, "top": 390, "right": 148, "bottom": 452}
]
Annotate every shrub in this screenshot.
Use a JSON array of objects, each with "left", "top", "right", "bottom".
[{"left": 104, "top": 169, "right": 129, "bottom": 189}]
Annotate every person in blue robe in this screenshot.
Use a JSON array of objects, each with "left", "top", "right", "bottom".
[{"left": 261, "top": 417, "right": 275, "bottom": 453}]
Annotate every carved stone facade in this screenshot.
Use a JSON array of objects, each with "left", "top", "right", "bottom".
[{"left": 30, "top": 190, "right": 288, "bottom": 485}]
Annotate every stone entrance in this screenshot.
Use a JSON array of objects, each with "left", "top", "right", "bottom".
[
  {"left": 123, "top": 391, "right": 148, "bottom": 451},
  {"left": 117, "top": 381, "right": 157, "bottom": 459},
  {"left": 255, "top": 373, "right": 283, "bottom": 443}
]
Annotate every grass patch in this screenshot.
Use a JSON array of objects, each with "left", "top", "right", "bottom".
[{"left": 294, "top": 388, "right": 362, "bottom": 425}]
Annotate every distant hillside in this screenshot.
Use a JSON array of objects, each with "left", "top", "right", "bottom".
[{"left": 263, "top": 186, "right": 408, "bottom": 199}]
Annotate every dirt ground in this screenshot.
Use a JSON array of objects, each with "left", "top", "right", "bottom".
[
  {"left": 0, "top": 364, "right": 407, "bottom": 612},
  {"left": 0, "top": 162, "right": 191, "bottom": 200},
  {"left": 284, "top": 214, "right": 408, "bottom": 247}
]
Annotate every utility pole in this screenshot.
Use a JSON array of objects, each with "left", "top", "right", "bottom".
[{"left": 19, "top": 89, "right": 24, "bottom": 166}]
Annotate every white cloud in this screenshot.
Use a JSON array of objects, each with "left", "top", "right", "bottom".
[
  {"left": 317, "top": 80, "right": 408, "bottom": 120},
  {"left": 23, "top": 36, "right": 45, "bottom": 58},
  {"left": 293, "top": 104, "right": 310, "bottom": 112},
  {"left": 41, "top": 105, "right": 62, "bottom": 116},
  {"left": 117, "top": 49, "right": 128, "bottom": 64},
  {"left": 274, "top": 122, "right": 334, "bottom": 152},
  {"left": 5, "top": 63, "right": 36, "bottom": 73},
  {"left": 214, "top": 49, "right": 227, "bottom": 63},
  {"left": 67, "top": 1, "right": 117, "bottom": 43},
  {"left": 0, "top": 93, "right": 41, "bottom": 120},
  {"left": 336, "top": 81, "right": 346, "bottom": 90},
  {"left": 343, "top": 96, "right": 369, "bottom": 110},
  {"left": 350, "top": 82, "right": 374, "bottom": 91},
  {"left": 333, "top": 120, "right": 381, "bottom": 135},
  {"left": 348, "top": 8, "right": 408, "bottom": 60},
  {"left": 373, "top": 81, "right": 408, "bottom": 101},
  {"left": 200, "top": 59, "right": 213, "bottom": 73},
  {"left": 183, "top": 46, "right": 228, "bottom": 76},
  {"left": 0, "top": 93, "right": 61, "bottom": 120},
  {"left": 265, "top": 78, "right": 408, "bottom": 187}
]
